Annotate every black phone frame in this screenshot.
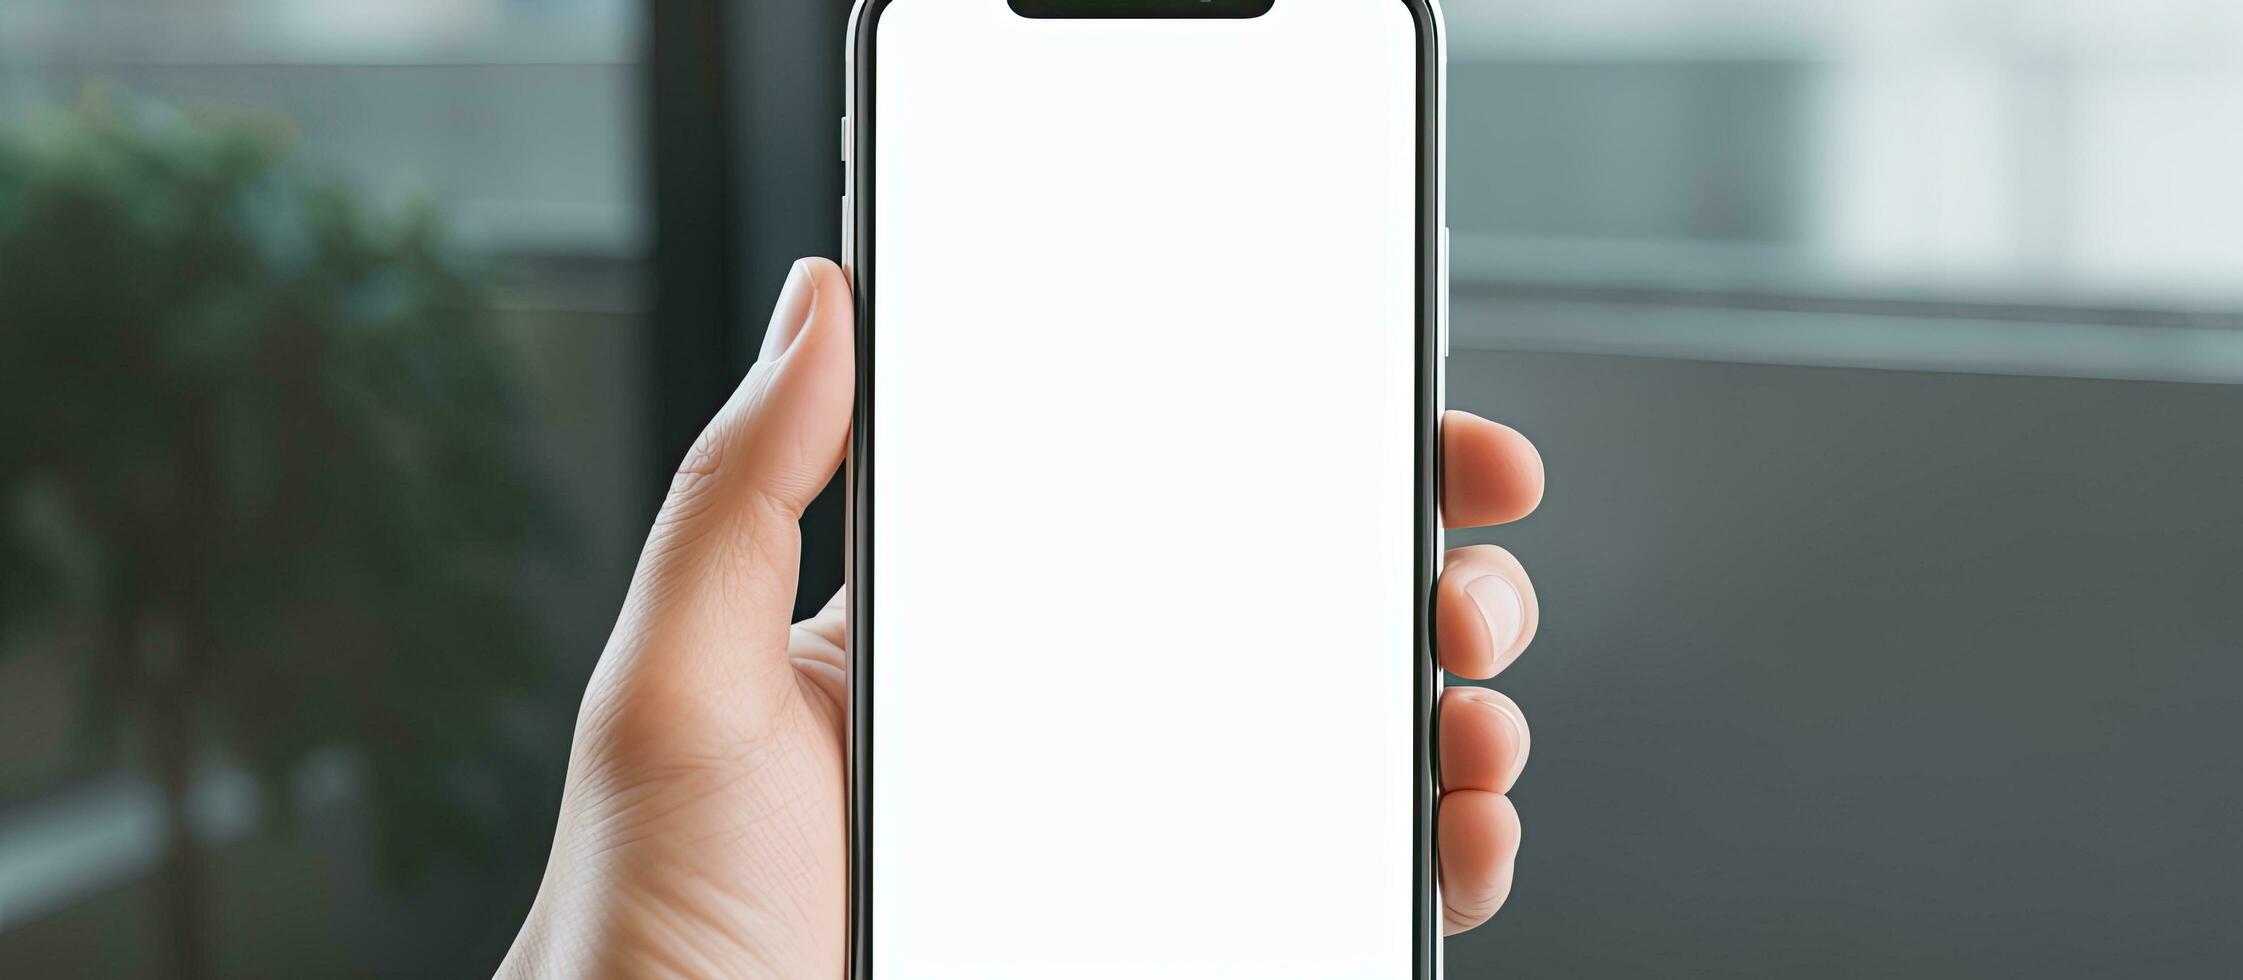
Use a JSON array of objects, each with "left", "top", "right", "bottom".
[{"left": 844, "top": 2, "right": 1445, "bottom": 975}]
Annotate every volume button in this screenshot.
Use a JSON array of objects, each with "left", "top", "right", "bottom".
[
  {"left": 840, "top": 115, "right": 851, "bottom": 165},
  {"left": 1439, "top": 226, "right": 1451, "bottom": 358}
]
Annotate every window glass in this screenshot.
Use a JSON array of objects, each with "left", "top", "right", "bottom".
[{"left": 1447, "top": 0, "right": 2243, "bottom": 380}]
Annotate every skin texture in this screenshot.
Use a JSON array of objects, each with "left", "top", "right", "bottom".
[{"left": 499, "top": 258, "right": 1547, "bottom": 978}]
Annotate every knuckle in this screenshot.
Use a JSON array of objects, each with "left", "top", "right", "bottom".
[
  {"left": 659, "top": 425, "right": 731, "bottom": 530},
  {"left": 1443, "top": 892, "right": 1502, "bottom": 931}
]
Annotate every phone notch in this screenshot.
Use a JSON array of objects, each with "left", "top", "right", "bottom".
[{"left": 1008, "top": 0, "right": 1276, "bottom": 19}]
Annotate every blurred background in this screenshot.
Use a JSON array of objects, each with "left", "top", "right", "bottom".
[{"left": 1, "top": 0, "right": 2238, "bottom": 977}]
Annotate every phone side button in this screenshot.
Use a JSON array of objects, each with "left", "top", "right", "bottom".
[{"left": 1439, "top": 226, "right": 1451, "bottom": 358}]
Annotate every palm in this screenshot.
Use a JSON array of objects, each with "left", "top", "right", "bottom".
[{"left": 509, "top": 589, "right": 850, "bottom": 979}]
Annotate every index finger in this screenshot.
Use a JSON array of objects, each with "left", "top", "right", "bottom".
[{"left": 1442, "top": 411, "right": 1544, "bottom": 528}]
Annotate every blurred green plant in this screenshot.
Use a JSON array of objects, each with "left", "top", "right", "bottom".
[{"left": 0, "top": 90, "right": 556, "bottom": 979}]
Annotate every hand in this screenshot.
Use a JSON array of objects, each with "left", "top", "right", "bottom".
[{"left": 499, "top": 258, "right": 1546, "bottom": 978}]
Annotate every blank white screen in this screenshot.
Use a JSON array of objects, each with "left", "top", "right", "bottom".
[{"left": 870, "top": 1, "right": 1420, "bottom": 976}]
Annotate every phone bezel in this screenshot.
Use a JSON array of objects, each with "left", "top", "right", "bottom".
[{"left": 843, "top": 2, "right": 1447, "bottom": 974}]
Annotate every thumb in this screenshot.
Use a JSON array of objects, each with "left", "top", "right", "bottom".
[{"left": 629, "top": 257, "right": 854, "bottom": 658}]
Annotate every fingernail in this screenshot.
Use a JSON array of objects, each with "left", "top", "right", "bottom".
[
  {"left": 1488, "top": 697, "right": 1530, "bottom": 789},
  {"left": 758, "top": 261, "right": 814, "bottom": 362},
  {"left": 1465, "top": 575, "right": 1524, "bottom": 658}
]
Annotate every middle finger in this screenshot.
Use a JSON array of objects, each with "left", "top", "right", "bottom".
[{"left": 1436, "top": 543, "right": 1538, "bottom": 679}]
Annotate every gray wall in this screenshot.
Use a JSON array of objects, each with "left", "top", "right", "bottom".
[{"left": 1444, "top": 349, "right": 2243, "bottom": 977}]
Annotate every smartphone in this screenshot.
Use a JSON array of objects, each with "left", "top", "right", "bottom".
[{"left": 844, "top": 0, "right": 1444, "bottom": 975}]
